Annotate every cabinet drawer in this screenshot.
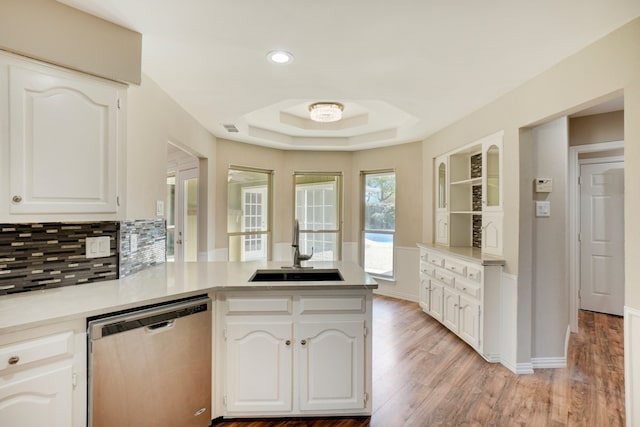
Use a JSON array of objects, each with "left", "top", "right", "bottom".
[
  {"left": 227, "top": 297, "right": 292, "bottom": 314},
  {"left": 456, "top": 282, "right": 481, "bottom": 299},
  {"left": 444, "top": 259, "right": 467, "bottom": 277},
  {"left": 433, "top": 271, "right": 455, "bottom": 287},
  {"left": 427, "top": 253, "right": 445, "bottom": 267},
  {"left": 420, "top": 265, "right": 436, "bottom": 278},
  {"left": 0, "top": 331, "right": 73, "bottom": 372},
  {"left": 467, "top": 267, "right": 482, "bottom": 282},
  {"left": 299, "top": 296, "right": 365, "bottom": 314}
]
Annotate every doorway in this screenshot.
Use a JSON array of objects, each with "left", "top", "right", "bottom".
[
  {"left": 579, "top": 159, "right": 624, "bottom": 315},
  {"left": 569, "top": 140, "right": 625, "bottom": 330},
  {"left": 167, "top": 144, "right": 200, "bottom": 262}
]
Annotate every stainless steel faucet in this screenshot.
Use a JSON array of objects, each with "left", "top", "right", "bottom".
[{"left": 292, "top": 219, "right": 313, "bottom": 268}]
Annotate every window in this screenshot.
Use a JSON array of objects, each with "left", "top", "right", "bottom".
[
  {"left": 294, "top": 173, "right": 342, "bottom": 261},
  {"left": 362, "top": 170, "right": 396, "bottom": 277},
  {"left": 227, "top": 167, "right": 273, "bottom": 261}
]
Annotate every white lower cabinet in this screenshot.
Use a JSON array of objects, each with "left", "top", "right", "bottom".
[
  {"left": 418, "top": 244, "right": 503, "bottom": 361},
  {"left": 298, "top": 320, "right": 365, "bottom": 411},
  {"left": 218, "top": 290, "right": 372, "bottom": 417},
  {"left": 225, "top": 321, "right": 293, "bottom": 413},
  {"left": 0, "top": 321, "right": 86, "bottom": 427}
]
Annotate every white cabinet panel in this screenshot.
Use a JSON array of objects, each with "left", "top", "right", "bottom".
[
  {"left": 458, "top": 295, "right": 480, "bottom": 348},
  {"left": 429, "top": 280, "right": 444, "bottom": 322},
  {"left": 298, "top": 320, "right": 365, "bottom": 411},
  {"left": 482, "top": 213, "right": 503, "bottom": 256},
  {"left": 0, "top": 363, "right": 73, "bottom": 427},
  {"left": 443, "top": 288, "right": 459, "bottom": 331},
  {"left": 4, "top": 56, "right": 123, "bottom": 217},
  {"left": 225, "top": 321, "right": 293, "bottom": 413}
]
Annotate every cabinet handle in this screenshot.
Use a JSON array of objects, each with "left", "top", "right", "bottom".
[
  {"left": 8, "top": 356, "right": 19, "bottom": 365},
  {"left": 12, "top": 195, "right": 22, "bottom": 203},
  {"left": 301, "top": 339, "right": 307, "bottom": 346},
  {"left": 285, "top": 340, "right": 291, "bottom": 346}
]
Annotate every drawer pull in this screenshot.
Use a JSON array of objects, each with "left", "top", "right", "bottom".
[
  {"left": 301, "top": 339, "right": 307, "bottom": 346},
  {"left": 285, "top": 340, "right": 291, "bottom": 346},
  {"left": 8, "top": 356, "right": 20, "bottom": 365}
]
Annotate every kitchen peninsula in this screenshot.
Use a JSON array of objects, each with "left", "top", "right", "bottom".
[{"left": 0, "top": 261, "right": 377, "bottom": 425}]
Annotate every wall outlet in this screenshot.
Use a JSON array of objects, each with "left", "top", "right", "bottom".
[
  {"left": 130, "top": 234, "right": 138, "bottom": 252},
  {"left": 86, "top": 236, "right": 111, "bottom": 258}
]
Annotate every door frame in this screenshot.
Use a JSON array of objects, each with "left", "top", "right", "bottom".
[{"left": 568, "top": 140, "right": 624, "bottom": 332}]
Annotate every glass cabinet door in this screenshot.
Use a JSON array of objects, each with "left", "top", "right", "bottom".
[
  {"left": 436, "top": 159, "right": 447, "bottom": 211},
  {"left": 484, "top": 144, "right": 501, "bottom": 210}
]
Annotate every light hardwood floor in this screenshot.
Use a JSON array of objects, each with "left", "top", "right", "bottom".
[{"left": 213, "top": 295, "right": 625, "bottom": 427}]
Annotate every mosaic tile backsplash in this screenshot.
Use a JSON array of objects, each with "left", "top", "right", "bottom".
[
  {"left": 119, "top": 219, "right": 166, "bottom": 278},
  {"left": 0, "top": 222, "right": 119, "bottom": 295},
  {"left": 0, "top": 219, "right": 166, "bottom": 295}
]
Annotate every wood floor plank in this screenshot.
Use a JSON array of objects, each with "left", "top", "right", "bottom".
[{"left": 213, "top": 296, "right": 625, "bottom": 427}]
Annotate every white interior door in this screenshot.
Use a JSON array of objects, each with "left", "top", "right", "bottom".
[
  {"left": 579, "top": 161, "right": 624, "bottom": 315},
  {"left": 174, "top": 168, "right": 199, "bottom": 262}
]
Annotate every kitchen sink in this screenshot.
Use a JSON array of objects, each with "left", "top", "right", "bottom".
[{"left": 249, "top": 268, "right": 344, "bottom": 282}]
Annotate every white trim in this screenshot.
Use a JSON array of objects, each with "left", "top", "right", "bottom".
[
  {"left": 499, "top": 271, "right": 518, "bottom": 373},
  {"left": 564, "top": 324, "right": 571, "bottom": 363},
  {"left": 531, "top": 357, "right": 567, "bottom": 369},
  {"left": 568, "top": 140, "right": 624, "bottom": 332},
  {"left": 514, "top": 363, "right": 534, "bottom": 375},
  {"left": 625, "top": 305, "right": 640, "bottom": 427}
]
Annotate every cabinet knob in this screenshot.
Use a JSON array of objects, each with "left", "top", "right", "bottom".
[
  {"left": 285, "top": 340, "right": 291, "bottom": 346},
  {"left": 12, "top": 195, "right": 22, "bottom": 203},
  {"left": 301, "top": 339, "right": 307, "bottom": 346},
  {"left": 8, "top": 356, "right": 19, "bottom": 365}
]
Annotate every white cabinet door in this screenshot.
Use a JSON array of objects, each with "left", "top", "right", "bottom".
[
  {"left": 298, "top": 320, "right": 365, "bottom": 411},
  {"left": 482, "top": 212, "right": 503, "bottom": 256},
  {"left": 442, "top": 288, "right": 460, "bottom": 332},
  {"left": 419, "top": 278, "right": 430, "bottom": 312},
  {"left": 0, "top": 363, "right": 73, "bottom": 427},
  {"left": 8, "top": 62, "right": 120, "bottom": 215},
  {"left": 435, "top": 213, "right": 449, "bottom": 245},
  {"left": 435, "top": 156, "right": 448, "bottom": 212},
  {"left": 481, "top": 137, "right": 502, "bottom": 212},
  {"left": 225, "top": 321, "right": 293, "bottom": 413},
  {"left": 429, "top": 280, "right": 444, "bottom": 322},
  {"left": 458, "top": 295, "right": 481, "bottom": 350}
]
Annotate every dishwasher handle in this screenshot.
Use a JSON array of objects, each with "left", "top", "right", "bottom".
[{"left": 146, "top": 319, "right": 175, "bottom": 332}]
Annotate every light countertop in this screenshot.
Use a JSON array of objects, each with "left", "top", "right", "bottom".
[
  {"left": 416, "top": 243, "right": 506, "bottom": 266},
  {"left": 0, "top": 261, "right": 377, "bottom": 333}
]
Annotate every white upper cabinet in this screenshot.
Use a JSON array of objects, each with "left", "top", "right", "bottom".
[
  {"left": 1, "top": 53, "right": 125, "bottom": 220},
  {"left": 433, "top": 131, "right": 503, "bottom": 255}
]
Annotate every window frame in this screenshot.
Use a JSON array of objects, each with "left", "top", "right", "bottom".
[
  {"left": 293, "top": 171, "right": 343, "bottom": 261},
  {"left": 361, "top": 169, "right": 396, "bottom": 279},
  {"left": 227, "top": 165, "right": 273, "bottom": 261}
]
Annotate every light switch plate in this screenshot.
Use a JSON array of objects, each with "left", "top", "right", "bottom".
[
  {"left": 535, "top": 201, "right": 551, "bottom": 217},
  {"left": 156, "top": 200, "right": 164, "bottom": 216},
  {"left": 86, "top": 236, "right": 111, "bottom": 258},
  {"left": 130, "top": 234, "right": 138, "bottom": 252}
]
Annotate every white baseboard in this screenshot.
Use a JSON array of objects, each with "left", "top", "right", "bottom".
[
  {"left": 212, "top": 248, "right": 228, "bottom": 261},
  {"left": 531, "top": 357, "right": 567, "bottom": 369},
  {"left": 514, "top": 363, "right": 534, "bottom": 375},
  {"left": 625, "top": 305, "right": 640, "bottom": 427},
  {"left": 373, "top": 288, "right": 419, "bottom": 303}
]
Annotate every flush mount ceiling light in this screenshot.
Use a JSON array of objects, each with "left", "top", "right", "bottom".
[
  {"left": 267, "top": 50, "right": 294, "bottom": 64},
  {"left": 308, "top": 102, "right": 344, "bottom": 123}
]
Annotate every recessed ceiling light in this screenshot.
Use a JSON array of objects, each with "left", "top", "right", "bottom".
[{"left": 267, "top": 50, "right": 294, "bottom": 64}]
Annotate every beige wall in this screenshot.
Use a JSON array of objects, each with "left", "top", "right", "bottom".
[
  {"left": 0, "top": 0, "right": 141, "bottom": 84},
  {"left": 570, "top": 110, "right": 624, "bottom": 146},
  {"left": 127, "top": 74, "right": 216, "bottom": 257},
  {"left": 422, "top": 17, "right": 640, "bottom": 312}
]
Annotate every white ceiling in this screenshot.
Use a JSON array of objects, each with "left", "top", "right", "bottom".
[{"left": 59, "top": 0, "right": 639, "bottom": 151}]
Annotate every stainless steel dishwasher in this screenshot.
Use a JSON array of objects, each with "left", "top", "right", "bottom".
[{"left": 88, "top": 296, "right": 212, "bottom": 427}]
